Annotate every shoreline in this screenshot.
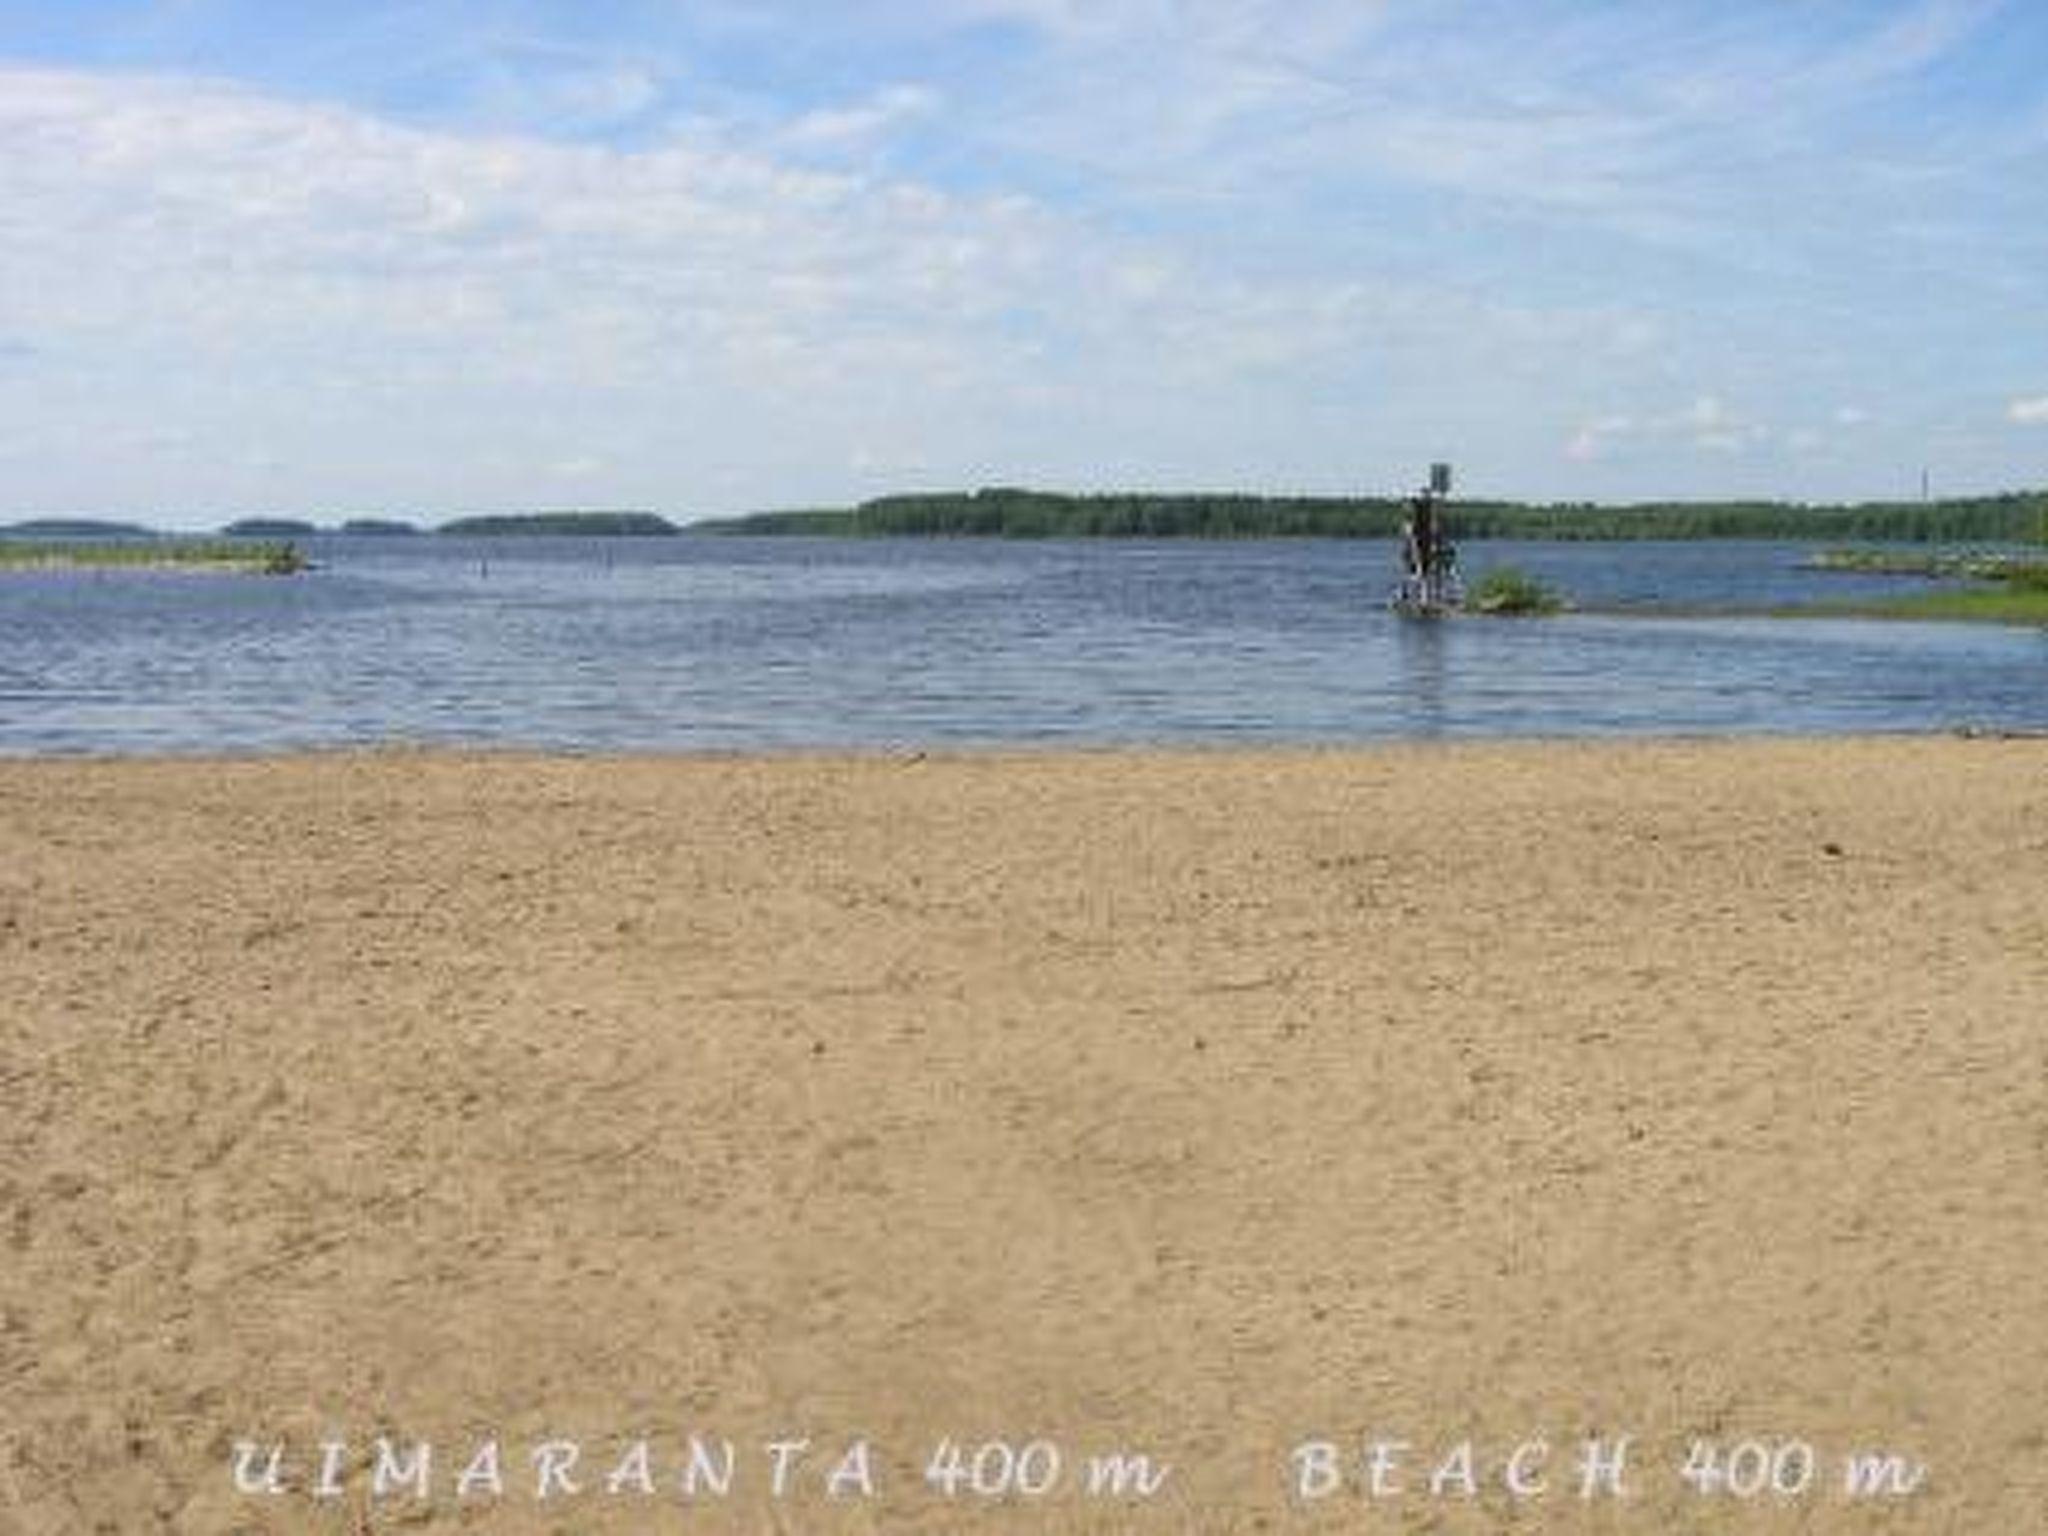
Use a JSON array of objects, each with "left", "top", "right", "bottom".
[{"left": 5, "top": 721, "right": 2047, "bottom": 767}]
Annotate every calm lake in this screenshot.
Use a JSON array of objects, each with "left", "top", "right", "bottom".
[{"left": 1, "top": 536, "right": 2042, "bottom": 754}]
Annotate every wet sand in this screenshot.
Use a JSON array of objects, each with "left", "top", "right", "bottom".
[{"left": 2, "top": 737, "right": 2044, "bottom": 1532}]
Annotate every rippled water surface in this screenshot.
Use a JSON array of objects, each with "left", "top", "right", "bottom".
[{"left": 1, "top": 536, "right": 2041, "bottom": 753}]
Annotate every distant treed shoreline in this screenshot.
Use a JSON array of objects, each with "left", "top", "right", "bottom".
[
  {"left": 4, "top": 488, "right": 2044, "bottom": 543},
  {"left": 698, "top": 488, "right": 2048, "bottom": 542}
]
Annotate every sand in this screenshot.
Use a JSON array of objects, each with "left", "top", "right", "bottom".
[{"left": 1, "top": 736, "right": 2043, "bottom": 1533}]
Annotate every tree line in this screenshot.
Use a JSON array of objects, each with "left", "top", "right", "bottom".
[{"left": 698, "top": 487, "right": 2048, "bottom": 542}]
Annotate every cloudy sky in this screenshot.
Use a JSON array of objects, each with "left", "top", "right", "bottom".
[{"left": 1, "top": 0, "right": 2043, "bottom": 525}]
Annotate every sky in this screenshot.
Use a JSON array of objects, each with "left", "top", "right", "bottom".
[{"left": 0, "top": 0, "right": 2044, "bottom": 525}]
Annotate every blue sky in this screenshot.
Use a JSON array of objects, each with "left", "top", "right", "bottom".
[{"left": 1, "top": 0, "right": 2043, "bottom": 523}]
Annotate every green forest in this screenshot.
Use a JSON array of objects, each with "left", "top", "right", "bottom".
[
  {"left": 697, "top": 487, "right": 2048, "bottom": 543},
  {"left": 438, "top": 511, "right": 678, "bottom": 536}
]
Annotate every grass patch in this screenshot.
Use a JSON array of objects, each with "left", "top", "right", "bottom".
[
  {"left": 1854, "top": 585, "right": 2048, "bottom": 623},
  {"left": 0, "top": 539, "right": 307, "bottom": 575},
  {"left": 1782, "top": 558, "right": 2048, "bottom": 624},
  {"left": 1468, "top": 565, "right": 1567, "bottom": 615},
  {"left": 2004, "top": 561, "right": 2048, "bottom": 593}
]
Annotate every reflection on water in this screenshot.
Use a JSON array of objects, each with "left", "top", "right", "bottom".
[
  {"left": 1393, "top": 618, "right": 1449, "bottom": 739},
  {"left": 0, "top": 536, "right": 2041, "bottom": 754}
]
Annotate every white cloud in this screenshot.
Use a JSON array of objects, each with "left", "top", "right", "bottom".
[
  {"left": 536, "top": 64, "right": 662, "bottom": 124},
  {"left": 0, "top": 66, "right": 1074, "bottom": 510},
  {"left": 2008, "top": 396, "right": 2048, "bottom": 425},
  {"left": 910, "top": 0, "right": 2024, "bottom": 293},
  {"left": 466, "top": 58, "right": 663, "bottom": 131},
  {"left": 1567, "top": 395, "right": 1770, "bottom": 462},
  {"left": 4, "top": 0, "right": 2034, "bottom": 515},
  {"left": 1679, "top": 395, "right": 1764, "bottom": 453},
  {"left": 1567, "top": 414, "right": 1635, "bottom": 461},
  {"left": 2, "top": 61, "right": 1636, "bottom": 514},
  {"left": 1813, "top": 0, "right": 2008, "bottom": 92},
  {"left": 777, "top": 85, "right": 940, "bottom": 152}
]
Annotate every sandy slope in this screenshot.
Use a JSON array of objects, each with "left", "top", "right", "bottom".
[{"left": 2, "top": 737, "right": 2044, "bottom": 1533}]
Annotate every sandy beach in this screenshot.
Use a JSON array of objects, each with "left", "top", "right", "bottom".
[{"left": 2, "top": 736, "right": 2044, "bottom": 1533}]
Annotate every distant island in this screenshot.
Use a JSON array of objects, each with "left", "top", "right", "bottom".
[
  {"left": 2, "top": 518, "right": 156, "bottom": 539},
  {"left": 694, "top": 487, "right": 2048, "bottom": 544},
  {"left": 221, "top": 517, "right": 319, "bottom": 538},
  {"left": 339, "top": 518, "right": 420, "bottom": 536},
  {"left": 439, "top": 511, "right": 677, "bottom": 537}
]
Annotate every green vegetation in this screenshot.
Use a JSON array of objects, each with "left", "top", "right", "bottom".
[
  {"left": 439, "top": 511, "right": 677, "bottom": 536},
  {"left": 1863, "top": 586, "right": 2048, "bottom": 623},
  {"left": 1805, "top": 547, "right": 2025, "bottom": 578},
  {"left": 222, "top": 517, "right": 318, "bottom": 538},
  {"left": 339, "top": 518, "right": 420, "bottom": 535},
  {"left": 694, "top": 486, "right": 2048, "bottom": 542},
  {"left": 1788, "top": 557, "right": 2048, "bottom": 625},
  {"left": 256, "top": 542, "right": 309, "bottom": 574},
  {"left": 1468, "top": 566, "right": 1567, "bottom": 615},
  {"left": 0, "top": 539, "right": 306, "bottom": 574}
]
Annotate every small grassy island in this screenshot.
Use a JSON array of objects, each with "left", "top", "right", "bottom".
[
  {"left": 1468, "top": 565, "right": 1568, "bottom": 615},
  {"left": 0, "top": 538, "right": 308, "bottom": 575}
]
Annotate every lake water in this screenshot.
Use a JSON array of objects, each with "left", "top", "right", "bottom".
[{"left": 1, "top": 536, "right": 2042, "bottom": 754}]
